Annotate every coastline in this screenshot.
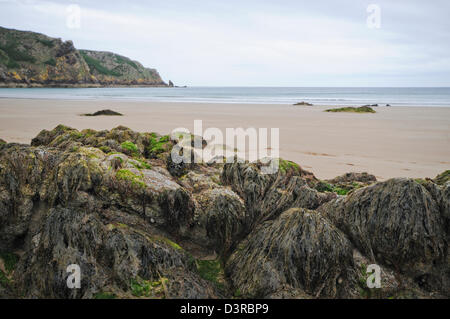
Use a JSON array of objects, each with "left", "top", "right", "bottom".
[{"left": 0, "top": 98, "right": 449, "bottom": 180}]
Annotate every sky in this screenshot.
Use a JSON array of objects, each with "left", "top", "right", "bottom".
[{"left": 0, "top": 0, "right": 449, "bottom": 86}]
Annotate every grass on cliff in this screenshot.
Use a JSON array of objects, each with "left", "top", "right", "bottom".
[
  {"left": 37, "top": 38, "right": 55, "bottom": 48},
  {"left": 44, "top": 58, "right": 56, "bottom": 66},
  {"left": 115, "top": 54, "right": 139, "bottom": 70},
  {"left": 325, "top": 106, "right": 376, "bottom": 113},
  {"left": 0, "top": 42, "right": 36, "bottom": 68},
  {"left": 80, "top": 50, "right": 122, "bottom": 77}
]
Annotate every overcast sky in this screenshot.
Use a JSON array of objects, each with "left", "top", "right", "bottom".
[{"left": 1, "top": 0, "right": 449, "bottom": 86}]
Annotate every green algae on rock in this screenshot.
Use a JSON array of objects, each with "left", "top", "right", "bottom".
[{"left": 325, "top": 106, "right": 376, "bottom": 113}]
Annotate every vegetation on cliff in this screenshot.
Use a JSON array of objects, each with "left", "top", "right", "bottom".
[{"left": 0, "top": 26, "right": 166, "bottom": 87}]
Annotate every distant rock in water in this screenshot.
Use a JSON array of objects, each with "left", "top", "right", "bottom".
[
  {"left": 0, "top": 125, "right": 448, "bottom": 299},
  {"left": 325, "top": 106, "right": 376, "bottom": 113},
  {"left": 83, "top": 109, "right": 123, "bottom": 116},
  {"left": 294, "top": 101, "right": 313, "bottom": 106},
  {"left": 0, "top": 26, "right": 167, "bottom": 87}
]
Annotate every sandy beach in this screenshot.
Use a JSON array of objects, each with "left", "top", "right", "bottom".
[{"left": 0, "top": 98, "right": 449, "bottom": 180}]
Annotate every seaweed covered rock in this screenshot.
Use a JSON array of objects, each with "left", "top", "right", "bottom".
[
  {"left": 191, "top": 188, "right": 246, "bottom": 257},
  {"left": 226, "top": 208, "right": 356, "bottom": 298},
  {"left": 313, "top": 172, "right": 377, "bottom": 196},
  {"left": 221, "top": 159, "right": 335, "bottom": 228},
  {"left": 15, "top": 194, "right": 219, "bottom": 298},
  {"left": 434, "top": 170, "right": 450, "bottom": 186},
  {"left": 1, "top": 125, "right": 448, "bottom": 299},
  {"left": 0, "top": 139, "right": 213, "bottom": 298},
  {"left": 319, "top": 178, "right": 449, "bottom": 294},
  {"left": 327, "top": 172, "right": 377, "bottom": 185},
  {"left": 83, "top": 109, "right": 123, "bottom": 116},
  {"left": 31, "top": 125, "right": 174, "bottom": 160}
]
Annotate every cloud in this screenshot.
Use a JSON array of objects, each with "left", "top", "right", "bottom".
[{"left": 0, "top": 0, "right": 449, "bottom": 86}]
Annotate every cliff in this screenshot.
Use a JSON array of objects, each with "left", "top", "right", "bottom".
[
  {"left": 0, "top": 125, "right": 448, "bottom": 299},
  {"left": 0, "top": 27, "right": 167, "bottom": 87}
]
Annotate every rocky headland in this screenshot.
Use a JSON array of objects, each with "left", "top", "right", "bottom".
[
  {"left": 0, "top": 125, "right": 448, "bottom": 299},
  {"left": 0, "top": 27, "right": 167, "bottom": 87}
]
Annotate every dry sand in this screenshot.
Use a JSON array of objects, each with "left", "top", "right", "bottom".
[{"left": 0, "top": 98, "right": 449, "bottom": 180}]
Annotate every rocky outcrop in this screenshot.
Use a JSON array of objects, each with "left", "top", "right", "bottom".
[
  {"left": 319, "top": 179, "right": 449, "bottom": 295},
  {"left": 0, "top": 125, "right": 448, "bottom": 299},
  {"left": 226, "top": 208, "right": 357, "bottom": 298},
  {"left": 221, "top": 160, "right": 335, "bottom": 229},
  {"left": 0, "top": 27, "right": 166, "bottom": 87}
]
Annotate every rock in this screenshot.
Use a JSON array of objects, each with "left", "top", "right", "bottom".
[
  {"left": 327, "top": 172, "right": 377, "bottom": 185},
  {"left": 435, "top": 170, "right": 450, "bottom": 186},
  {"left": 325, "top": 106, "right": 376, "bottom": 113},
  {"left": 293, "top": 101, "right": 313, "bottom": 106},
  {"left": 221, "top": 159, "right": 335, "bottom": 229},
  {"left": 15, "top": 196, "right": 219, "bottom": 298},
  {"left": 319, "top": 178, "right": 449, "bottom": 295},
  {"left": 83, "top": 109, "right": 123, "bottom": 116},
  {"left": 191, "top": 187, "right": 246, "bottom": 257},
  {"left": 226, "top": 208, "right": 357, "bottom": 298},
  {"left": 1, "top": 125, "right": 448, "bottom": 299},
  {"left": 169, "top": 80, "right": 174, "bottom": 87},
  {"left": 0, "top": 137, "right": 214, "bottom": 298},
  {"left": 313, "top": 172, "right": 377, "bottom": 195}
]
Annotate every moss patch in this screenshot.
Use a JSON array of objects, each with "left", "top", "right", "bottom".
[
  {"left": 0, "top": 252, "right": 19, "bottom": 273},
  {"left": 279, "top": 159, "right": 300, "bottom": 174},
  {"left": 116, "top": 169, "right": 145, "bottom": 188},
  {"left": 93, "top": 292, "right": 116, "bottom": 299},
  {"left": 0, "top": 270, "right": 9, "bottom": 287},
  {"left": 196, "top": 259, "right": 224, "bottom": 289},
  {"left": 314, "top": 181, "right": 356, "bottom": 195},
  {"left": 130, "top": 159, "right": 152, "bottom": 170},
  {"left": 435, "top": 170, "right": 450, "bottom": 185},
  {"left": 0, "top": 252, "right": 18, "bottom": 288},
  {"left": 131, "top": 277, "right": 168, "bottom": 298},
  {"left": 147, "top": 135, "right": 171, "bottom": 158},
  {"left": 154, "top": 236, "right": 182, "bottom": 250},
  {"left": 121, "top": 141, "right": 139, "bottom": 156}
]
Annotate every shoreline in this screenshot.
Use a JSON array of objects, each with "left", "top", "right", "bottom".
[
  {"left": 0, "top": 98, "right": 449, "bottom": 180},
  {"left": 0, "top": 96, "right": 449, "bottom": 108}
]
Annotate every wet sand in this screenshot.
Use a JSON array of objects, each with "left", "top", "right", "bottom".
[{"left": 0, "top": 98, "right": 449, "bottom": 180}]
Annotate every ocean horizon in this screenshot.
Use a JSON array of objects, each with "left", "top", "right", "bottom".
[{"left": 1, "top": 87, "right": 450, "bottom": 107}]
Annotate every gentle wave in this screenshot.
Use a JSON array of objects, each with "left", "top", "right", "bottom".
[{"left": 1, "top": 87, "right": 450, "bottom": 106}]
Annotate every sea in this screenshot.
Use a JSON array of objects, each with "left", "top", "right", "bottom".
[{"left": 1, "top": 87, "right": 450, "bottom": 107}]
